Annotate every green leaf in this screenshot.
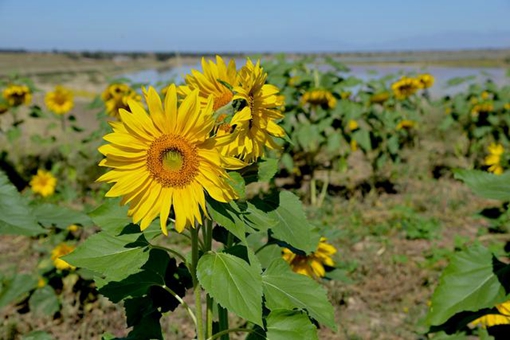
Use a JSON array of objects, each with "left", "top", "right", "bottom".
[
  {"left": 123, "top": 297, "right": 163, "bottom": 340},
  {"left": 266, "top": 309, "right": 318, "bottom": 340},
  {"left": 0, "top": 171, "right": 45, "bottom": 236},
  {"left": 63, "top": 229, "right": 151, "bottom": 282},
  {"left": 29, "top": 286, "right": 60, "bottom": 315},
  {"left": 454, "top": 169, "right": 510, "bottom": 201},
  {"left": 446, "top": 76, "right": 476, "bottom": 87},
  {"left": 262, "top": 259, "right": 336, "bottom": 330},
  {"left": 227, "top": 172, "right": 246, "bottom": 199},
  {"left": 207, "top": 200, "right": 247, "bottom": 243},
  {"left": 243, "top": 202, "right": 278, "bottom": 233},
  {"left": 258, "top": 158, "right": 279, "bottom": 182},
  {"left": 426, "top": 245, "right": 510, "bottom": 327},
  {"left": 0, "top": 273, "right": 38, "bottom": 308},
  {"left": 252, "top": 191, "right": 320, "bottom": 253},
  {"left": 32, "top": 203, "right": 92, "bottom": 229},
  {"left": 22, "top": 331, "right": 54, "bottom": 340},
  {"left": 353, "top": 129, "right": 371, "bottom": 151},
  {"left": 197, "top": 252, "right": 263, "bottom": 326},
  {"left": 88, "top": 198, "right": 131, "bottom": 234}
]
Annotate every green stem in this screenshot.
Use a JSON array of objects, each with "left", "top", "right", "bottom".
[
  {"left": 310, "top": 176, "right": 317, "bottom": 207},
  {"left": 208, "top": 328, "right": 252, "bottom": 340},
  {"left": 160, "top": 285, "right": 197, "bottom": 329},
  {"left": 317, "top": 172, "right": 330, "bottom": 208},
  {"left": 149, "top": 244, "right": 187, "bottom": 263},
  {"left": 217, "top": 306, "right": 230, "bottom": 340},
  {"left": 204, "top": 219, "right": 214, "bottom": 338},
  {"left": 191, "top": 226, "right": 204, "bottom": 340}
]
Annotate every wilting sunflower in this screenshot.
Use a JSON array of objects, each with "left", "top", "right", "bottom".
[
  {"left": 470, "top": 300, "right": 510, "bottom": 328},
  {"left": 45, "top": 85, "right": 74, "bottom": 115},
  {"left": 30, "top": 169, "right": 57, "bottom": 197},
  {"left": 178, "top": 56, "right": 238, "bottom": 111},
  {"left": 301, "top": 89, "right": 337, "bottom": 109},
  {"left": 101, "top": 83, "right": 142, "bottom": 118},
  {"left": 416, "top": 73, "right": 434, "bottom": 89},
  {"left": 484, "top": 143, "right": 504, "bottom": 175},
  {"left": 396, "top": 120, "right": 416, "bottom": 130},
  {"left": 97, "top": 86, "right": 238, "bottom": 234},
  {"left": 282, "top": 237, "right": 337, "bottom": 279},
  {"left": 51, "top": 243, "right": 76, "bottom": 271},
  {"left": 3, "top": 84, "right": 32, "bottom": 107},
  {"left": 391, "top": 77, "right": 420, "bottom": 100}
]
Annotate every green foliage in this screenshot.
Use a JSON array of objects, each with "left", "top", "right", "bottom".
[
  {"left": 28, "top": 286, "right": 60, "bottom": 316},
  {"left": 0, "top": 273, "right": 38, "bottom": 308},
  {"left": 266, "top": 310, "right": 318, "bottom": 340},
  {"left": 454, "top": 169, "right": 510, "bottom": 201}
]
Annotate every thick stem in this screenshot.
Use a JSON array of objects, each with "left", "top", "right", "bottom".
[
  {"left": 207, "top": 327, "right": 252, "bottom": 340},
  {"left": 217, "top": 306, "right": 230, "bottom": 340},
  {"left": 191, "top": 226, "right": 204, "bottom": 340},
  {"left": 206, "top": 295, "right": 214, "bottom": 338},
  {"left": 204, "top": 219, "right": 214, "bottom": 338}
]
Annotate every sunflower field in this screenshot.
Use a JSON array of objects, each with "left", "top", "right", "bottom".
[{"left": 1, "top": 54, "right": 510, "bottom": 340}]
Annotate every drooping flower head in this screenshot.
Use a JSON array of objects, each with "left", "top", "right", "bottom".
[
  {"left": 101, "top": 83, "right": 142, "bottom": 118},
  {"left": 30, "top": 169, "right": 57, "bottom": 197},
  {"left": 178, "top": 56, "right": 238, "bottom": 111},
  {"left": 282, "top": 237, "right": 337, "bottom": 279},
  {"left": 391, "top": 77, "right": 420, "bottom": 100},
  {"left": 97, "top": 86, "right": 238, "bottom": 234},
  {"left": 51, "top": 243, "right": 76, "bottom": 270},
  {"left": 3, "top": 84, "right": 32, "bottom": 107},
  {"left": 484, "top": 142, "right": 504, "bottom": 175},
  {"left": 45, "top": 85, "right": 74, "bottom": 115},
  {"left": 416, "top": 73, "right": 434, "bottom": 89},
  {"left": 470, "top": 300, "right": 510, "bottom": 328},
  {"left": 301, "top": 89, "right": 337, "bottom": 109}
]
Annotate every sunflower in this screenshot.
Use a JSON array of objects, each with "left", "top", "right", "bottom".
[
  {"left": 97, "top": 86, "right": 238, "bottom": 234},
  {"left": 3, "top": 84, "right": 32, "bottom": 107},
  {"left": 51, "top": 243, "right": 76, "bottom": 270},
  {"left": 369, "top": 91, "right": 390, "bottom": 105},
  {"left": 228, "top": 59, "right": 286, "bottom": 162},
  {"left": 30, "top": 169, "right": 57, "bottom": 197},
  {"left": 178, "top": 56, "right": 238, "bottom": 111},
  {"left": 484, "top": 143, "right": 504, "bottom": 175},
  {"left": 396, "top": 120, "right": 416, "bottom": 130},
  {"left": 301, "top": 89, "right": 337, "bottom": 109},
  {"left": 101, "top": 83, "right": 142, "bottom": 118},
  {"left": 391, "top": 77, "right": 420, "bottom": 100},
  {"left": 282, "top": 237, "right": 337, "bottom": 279},
  {"left": 45, "top": 85, "right": 74, "bottom": 115},
  {"left": 470, "top": 300, "right": 510, "bottom": 328},
  {"left": 416, "top": 73, "right": 434, "bottom": 89},
  {"left": 471, "top": 102, "right": 493, "bottom": 116},
  {"left": 348, "top": 119, "right": 359, "bottom": 131}
]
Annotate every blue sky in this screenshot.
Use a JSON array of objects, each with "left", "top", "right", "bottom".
[{"left": 0, "top": 0, "right": 509, "bottom": 52}]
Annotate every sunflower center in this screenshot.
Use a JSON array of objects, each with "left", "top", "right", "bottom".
[
  {"left": 147, "top": 134, "right": 199, "bottom": 188},
  {"left": 53, "top": 93, "right": 67, "bottom": 105},
  {"left": 213, "top": 91, "right": 233, "bottom": 111}
]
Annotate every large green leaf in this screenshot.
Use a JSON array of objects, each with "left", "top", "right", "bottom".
[
  {"left": 243, "top": 202, "right": 278, "bottom": 233},
  {"left": 353, "top": 129, "right": 371, "bottom": 151},
  {"left": 266, "top": 309, "right": 318, "bottom": 340},
  {"left": 454, "top": 169, "right": 510, "bottom": 201},
  {"left": 262, "top": 259, "right": 336, "bottom": 330},
  {"left": 88, "top": 198, "right": 131, "bottom": 233},
  {"left": 258, "top": 158, "right": 279, "bottom": 183},
  {"left": 63, "top": 228, "right": 151, "bottom": 282},
  {"left": 0, "top": 273, "right": 38, "bottom": 308},
  {"left": 426, "top": 245, "right": 510, "bottom": 327},
  {"left": 252, "top": 191, "right": 320, "bottom": 253},
  {"left": 207, "top": 200, "right": 247, "bottom": 243},
  {"left": 29, "top": 286, "right": 60, "bottom": 316},
  {"left": 32, "top": 203, "right": 92, "bottom": 229},
  {"left": 123, "top": 297, "right": 163, "bottom": 340},
  {"left": 197, "top": 252, "right": 263, "bottom": 326},
  {"left": 0, "top": 171, "right": 45, "bottom": 236}
]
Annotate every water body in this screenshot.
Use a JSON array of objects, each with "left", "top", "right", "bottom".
[{"left": 123, "top": 61, "right": 509, "bottom": 98}]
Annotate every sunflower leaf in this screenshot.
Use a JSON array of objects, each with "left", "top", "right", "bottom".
[
  {"left": 262, "top": 259, "right": 336, "bottom": 330},
  {"left": 266, "top": 309, "right": 319, "bottom": 340},
  {"left": 32, "top": 203, "right": 92, "bottom": 229},
  {"left": 197, "top": 252, "right": 263, "bottom": 326},
  {"left": 454, "top": 169, "right": 510, "bottom": 201}
]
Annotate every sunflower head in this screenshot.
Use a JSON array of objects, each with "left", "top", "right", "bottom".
[
  {"left": 97, "top": 85, "right": 239, "bottom": 234},
  {"left": 30, "top": 169, "right": 57, "bottom": 197},
  {"left": 391, "top": 77, "right": 420, "bottom": 100},
  {"left": 101, "top": 83, "right": 141, "bottom": 118},
  {"left": 416, "top": 73, "right": 434, "bottom": 89},
  {"left": 485, "top": 143, "right": 505, "bottom": 175},
  {"left": 51, "top": 243, "right": 76, "bottom": 271},
  {"left": 3, "top": 84, "right": 32, "bottom": 107},
  {"left": 470, "top": 300, "right": 510, "bottom": 328},
  {"left": 396, "top": 120, "right": 416, "bottom": 130},
  {"left": 45, "top": 85, "right": 74, "bottom": 115},
  {"left": 301, "top": 89, "right": 337, "bottom": 109},
  {"left": 369, "top": 91, "right": 390, "bottom": 105},
  {"left": 348, "top": 119, "right": 359, "bottom": 131},
  {"left": 282, "top": 237, "right": 337, "bottom": 279}
]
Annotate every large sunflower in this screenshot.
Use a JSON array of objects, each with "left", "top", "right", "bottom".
[
  {"left": 177, "top": 56, "right": 238, "bottom": 111},
  {"left": 97, "top": 86, "right": 238, "bottom": 234},
  {"left": 3, "top": 84, "right": 32, "bottom": 107},
  {"left": 229, "top": 59, "right": 286, "bottom": 162},
  {"left": 45, "top": 85, "right": 74, "bottom": 115}
]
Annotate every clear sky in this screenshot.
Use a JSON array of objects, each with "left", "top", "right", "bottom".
[{"left": 0, "top": 0, "right": 509, "bottom": 52}]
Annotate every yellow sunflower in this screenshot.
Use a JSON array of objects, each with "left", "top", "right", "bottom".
[
  {"left": 391, "top": 77, "right": 420, "bottom": 100},
  {"left": 301, "top": 89, "right": 337, "bottom": 109},
  {"left": 228, "top": 59, "right": 286, "bottom": 162},
  {"left": 369, "top": 91, "right": 390, "bottom": 105},
  {"left": 484, "top": 143, "right": 504, "bottom": 175},
  {"left": 97, "top": 86, "right": 238, "bottom": 234},
  {"left": 416, "top": 73, "right": 434, "bottom": 89},
  {"left": 45, "top": 85, "right": 74, "bottom": 115},
  {"left": 282, "top": 237, "right": 337, "bottom": 279},
  {"left": 348, "top": 119, "right": 359, "bottom": 131},
  {"left": 396, "top": 120, "right": 416, "bottom": 130},
  {"left": 51, "top": 243, "right": 76, "bottom": 271},
  {"left": 178, "top": 56, "right": 238, "bottom": 111},
  {"left": 30, "top": 169, "right": 57, "bottom": 197},
  {"left": 471, "top": 102, "right": 493, "bottom": 116},
  {"left": 3, "top": 84, "right": 32, "bottom": 107},
  {"left": 470, "top": 300, "right": 510, "bottom": 328},
  {"left": 101, "top": 83, "right": 142, "bottom": 118}
]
